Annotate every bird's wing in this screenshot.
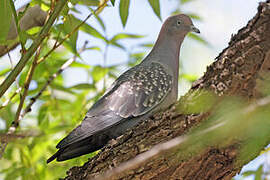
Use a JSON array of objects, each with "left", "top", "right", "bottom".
[
  {"left": 56, "top": 62, "right": 173, "bottom": 149},
  {"left": 107, "top": 62, "right": 173, "bottom": 117}
]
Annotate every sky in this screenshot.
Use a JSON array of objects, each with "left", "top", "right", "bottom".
[{"left": 4, "top": 0, "right": 269, "bottom": 179}]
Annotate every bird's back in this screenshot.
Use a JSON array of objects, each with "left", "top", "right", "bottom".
[{"left": 47, "top": 62, "right": 173, "bottom": 163}]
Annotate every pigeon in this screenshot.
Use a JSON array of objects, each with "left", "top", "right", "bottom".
[{"left": 47, "top": 14, "right": 200, "bottom": 163}]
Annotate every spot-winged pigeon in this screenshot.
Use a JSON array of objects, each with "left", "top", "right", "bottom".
[{"left": 47, "top": 14, "right": 199, "bottom": 163}]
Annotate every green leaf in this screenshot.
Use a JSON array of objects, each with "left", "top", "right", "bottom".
[
  {"left": 180, "top": 73, "right": 198, "bottom": 82},
  {"left": 181, "top": 0, "right": 195, "bottom": 4},
  {"left": 17, "top": 4, "right": 30, "bottom": 21},
  {"left": 242, "top": 170, "right": 256, "bottom": 177},
  {"left": 86, "top": 46, "right": 102, "bottom": 51},
  {"left": 110, "top": 33, "right": 144, "bottom": 42},
  {"left": 187, "top": 13, "right": 202, "bottom": 21},
  {"left": 19, "top": 66, "right": 29, "bottom": 86},
  {"left": 177, "top": 90, "right": 216, "bottom": 114},
  {"left": 4, "top": 167, "right": 25, "bottom": 180},
  {"left": 91, "top": 66, "right": 109, "bottom": 82},
  {"left": 55, "top": 15, "right": 80, "bottom": 54},
  {"left": 38, "top": 104, "right": 48, "bottom": 125},
  {"left": 0, "top": 0, "right": 13, "bottom": 42},
  {"left": 110, "top": 41, "right": 125, "bottom": 50},
  {"left": 96, "top": 15, "right": 106, "bottom": 32},
  {"left": 70, "top": 83, "right": 95, "bottom": 90},
  {"left": 50, "top": 83, "right": 75, "bottom": 94},
  {"left": 0, "top": 38, "right": 17, "bottom": 46},
  {"left": 254, "top": 165, "right": 263, "bottom": 180},
  {"left": 26, "top": 27, "right": 42, "bottom": 35},
  {"left": 57, "top": 9, "right": 106, "bottom": 42},
  {"left": 62, "top": 15, "right": 79, "bottom": 53},
  {"left": 18, "top": 31, "right": 29, "bottom": 46},
  {"left": 108, "top": 71, "right": 118, "bottom": 79},
  {"left": 56, "top": 14, "right": 103, "bottom": 54},
  {"left": 78, "top": 0, "right": 100, "bottom": 6},
  {"left": 147, "top": 0, "right": 161, "bottom": 20},
  {"left": 139, "top": 43, "right": 154, "bottom": 48},
  {"left": 188, "top": 33, "right": 208, "bottom": 45},
  {"left": 70, "top": 62, "right": 91, "bottom": 69},
  {"left": 81, "top": 22, "right": 106, "bottom": 41},
  {"left": 0, "top": 68, "right": 11, "bottom": 76},
  {"left": 130, "top": 52, "right": 145, "bottom": 60},
  {"left": 88, "top": 7, "right": 106, "bottom": 31},
  {"left": 119, "top": 0, "right": 130, "bottom": 27},
  {"left": 61, "top": 3, "right": 70, "bottom": 16},
  {"left": 111, "top": 0, "right": 115, "bottom": 6}
]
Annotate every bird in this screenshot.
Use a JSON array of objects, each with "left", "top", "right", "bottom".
[{"left": 47, "top": 14, "right": 200, "bottom": 163}]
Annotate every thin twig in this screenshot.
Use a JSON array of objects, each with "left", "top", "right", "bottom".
[
  {"left": 0, "top": 52, "right": 22, "bottom": 110},
  {"left": 37, "top": 0, "right": 109, "bottom": 64},
  {"left": 21, "top": 41, "right": 88, "bottom": 119},
  {"left": 0, "top": 0, "right": 108, "bottom": 158},
  {"left": 7, "top": 53, "right": 14, "bottom": 69},
  {"left": 0, "top": 42, "right": 87, "bottom": 159},
  {"left": 103, "top": 43, "right": 109, "bottom": 91},
  {"left": 0, "top": 88, "right": 21, "bottom": 110},
  {"left": 7, "top": 52, "right": 21, "bottom": 91},
  {"left": 9, "top": 0, "right": 26, "bottom": 52},
  {"left": 0, "top": 131, "right": 40, "bottom": 143},
  {"left": 0, "top": 47, "right": 41, "bottom": 159},
  {"left": 0, "top": 5, "right": 47, "bottom": 58},
  {"left": 0, "top": 0, "right": 67, "bottom": 98},
  {"left": 10, "top": 46, "right": 41, "bottom": 134}
]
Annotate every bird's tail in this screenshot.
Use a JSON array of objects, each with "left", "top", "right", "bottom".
[
  {"left": 47, "top": 136, "right": 106, "bottom": 163},
  {"left": 47, "top": 148, "right": 64, "bottom": 163}
]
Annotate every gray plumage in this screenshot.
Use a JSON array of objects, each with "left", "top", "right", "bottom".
[{"left": 47, "top": 14, "right": 200, "bottom": 163}]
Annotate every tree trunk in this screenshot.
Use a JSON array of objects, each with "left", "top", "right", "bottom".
[{"left": 65, "top": 1, "right": 270, "bottom": 179}]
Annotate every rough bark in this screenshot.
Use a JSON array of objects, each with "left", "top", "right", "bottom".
[{"left": 65, "top": 1, "right": 270, "bottom": 179}]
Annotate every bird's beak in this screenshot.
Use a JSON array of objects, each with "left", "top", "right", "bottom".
[{"left": 190, "top": 25, "right": 200, "bottom": 33}]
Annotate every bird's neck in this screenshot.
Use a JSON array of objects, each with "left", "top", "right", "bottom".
[{"left": 146, "top": 32, "right": 185, "bottom": 80}]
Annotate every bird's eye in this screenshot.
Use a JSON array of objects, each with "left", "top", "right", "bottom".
[{"left": 177, "top": 20, "right": 181, "bottom": 25}]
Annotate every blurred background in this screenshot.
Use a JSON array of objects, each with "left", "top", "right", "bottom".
[{"left": 0, "top": 0, "right": 268, "bottom": 179}]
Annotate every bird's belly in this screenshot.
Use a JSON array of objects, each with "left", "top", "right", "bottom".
[
  {"left": 105, "top": 116, "right": 145, "bottom": 139},
  {"left": 156, "top": 88, "right": 177, "bottom": 110}
]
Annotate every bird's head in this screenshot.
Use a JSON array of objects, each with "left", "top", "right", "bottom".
[{"left": 162, "top": 14, "right": 200, "bottom": 38}]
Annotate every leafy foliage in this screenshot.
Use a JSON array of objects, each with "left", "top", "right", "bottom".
[
  {"left": 147, "top": 0, "right": 161, "bottom": 20},
  {"left": 119, "top": 0, "right": 130, "bottom": 27},
  {"left": 0, "top": 0, "right": 13, "bottom": 43},
  {"left": 0, "top": 0, "right": 213, "bottom": 179},
  {"left": 177, "top": 92, "right": 270, "bottom": 179}
]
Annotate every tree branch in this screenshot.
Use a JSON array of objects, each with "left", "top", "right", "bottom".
[
  {"left": 0, "top": 0, "right": 67, "bottom": 98},
  {"left": 0, "top": 42, "right": 88, "bottom": 159},
  {"left": 37, "top": 0, "right": 110, "bottom": 64},
  {"left": 95, "top": 95, "right": 270, "bottom": 180},
  {"left": 65, "top": 1, "right": 270, "bottom": 179},
  {"left": 22, "top": 41, "right": 88, "bottom": 118},
  {"left": 0, "top": 5, "right": 47, "bottom": 57},
  {"left": 0, "top": 47, "right": 41, "bottom": 158},
  {"left": 9, "top": 0, "right": 26, "bottom": 52}
]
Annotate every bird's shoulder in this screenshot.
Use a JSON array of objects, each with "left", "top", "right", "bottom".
[{"left": 116, "top": 61, "right": 172, "bottom": 85}]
